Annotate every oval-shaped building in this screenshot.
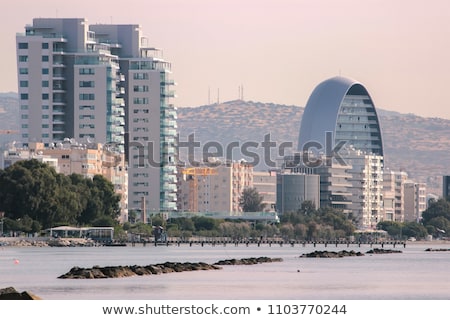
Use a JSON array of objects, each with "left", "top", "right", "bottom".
[{"left": 298, "top": 76, "right": 383, "bottom": 156}]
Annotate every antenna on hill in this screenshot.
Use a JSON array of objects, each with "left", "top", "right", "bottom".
[{"left": 238, "top": 84, "right": 244, "bottom": 100}]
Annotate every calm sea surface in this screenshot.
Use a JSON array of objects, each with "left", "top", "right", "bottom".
[{"left": 1, "top": 242, "right": 449, "bottom": 300}]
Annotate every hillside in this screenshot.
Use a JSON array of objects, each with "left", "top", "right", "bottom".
[
  {"left": 1, "top": 94, "right": 449, "bottom": 194},
  {"left": 177, "top": 100, "right": 450, "bottom": 195}
]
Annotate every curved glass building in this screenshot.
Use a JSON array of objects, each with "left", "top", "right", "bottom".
[{"left": 298, "top": 76, "right": 383, "bottom": 156}]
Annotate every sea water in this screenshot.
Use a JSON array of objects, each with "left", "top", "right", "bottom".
[{"left": 1, "top": 242, "right": 449, "bottom": 300}]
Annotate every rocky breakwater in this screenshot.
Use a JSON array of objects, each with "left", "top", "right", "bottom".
[
  {"left": 215, "top": 256, "right": 283, "bottom": 265},
  {"left": 300, "top": 250, "right": 364, "bottom": 258},
  {"left": 300, "top": 248, "right": 404, "bottom": 258},
  {"left": 366, "top": 248, "right": 402, "bottom": 254},
  {"left": 424, "top": 248, "right": 450, "bottom": 252},
  {"left": 0, "top": 287, "right": 41, "bottom": 300},
  {"left": 58, "top": 257, "right": 283, "bottom": 279}
]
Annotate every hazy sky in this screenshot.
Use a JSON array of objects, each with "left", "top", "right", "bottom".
[{"left": 2, "top": 0, "right": 450, "bottom": 118}]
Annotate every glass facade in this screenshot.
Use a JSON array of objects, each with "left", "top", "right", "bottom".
[{"left": 335, "top": 84, "right": 383, "bottom": 156}]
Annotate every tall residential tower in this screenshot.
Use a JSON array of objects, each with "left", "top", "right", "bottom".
[{"left": 16, "top": 18, "right": 177, "bottom": 216}]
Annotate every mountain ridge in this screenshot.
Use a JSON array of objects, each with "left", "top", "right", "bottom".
[{"left": 1, "top": 94, "right": 449, "bottom": 195}]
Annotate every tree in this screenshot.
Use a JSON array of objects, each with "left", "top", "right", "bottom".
[
  {"left": 377, "top": 221, "right": 402, "bottom": 238},
  {"left": 422, "top": 198, "right": 450, "bottom": 232},
  {"left": 239, "top": 187, "right": 266, "bottom": 212},
  {"left": 401, "top": 222, "right": 428, "bottom": 239},
  {"left": 0, "top": 160, "right": 121, "bottom": 231}
]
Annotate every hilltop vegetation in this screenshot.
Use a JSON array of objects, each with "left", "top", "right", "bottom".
[
  {"left": 178, "top": 100, "right": 450, "bottom": 194},
  {"left": 2, "top": 94, "right": 449, "bottom": 194}
]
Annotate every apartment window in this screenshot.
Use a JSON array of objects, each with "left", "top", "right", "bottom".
[
  {"left": 133, "top": 72, "right": 149, "bottom": 80},
  {"left": 42, "top": 115, "right": 49, "bottom": 119},
  {"left": 42, "top": 134, "right": 49, "bottom": 138},
  {"left": 79, "top": 81, "right": 95, "bottom": 88},
  {"left": 42, "top": 43, "right": 49, "bottom": 49},
  {"left": 42, "top": 55, "right": 49, "bottom": 62},
  {"left": 79, "top": 115, "right": 95, "bottom": 119},
  {"left": 42, "top": 80, "right": 49, "bottom": 87},
  {"left": 133, "top": 97, "right": 149, "bottom": 104},
  {"left": 42, "top": 105, "right": 49, "bottom": 110},
  {"left": 18, "top": 55, "right": 28, "bottom": 62},
  {"left": 79, "top": 68, "right": 95, "bottom": 75},
  {"left": 20, "top": 81, "right": 28, "bottom": 87},
  {"left": 42, "top": 124, "right": 49, "bottom": 128},
  {"left": 42, "top": 68, "right": 49, "bottom": 75},
  {"left": 79, "top": 124, "right": 95, "bottom": 129},
  {"left": 79, "top": 105, "right": 95, "bottom": 110},
  {"left": 18, "top": 43, "right": 28, "bottom": 49},
  {"left": 79, "top": 93, "right": 95, "bottom": 100},
  {"left": 22, "top": 134, "right": 29, "bottom": 138},
  {"left": 19, "top": 68, "right": 28, "bottom": 75},
  {"left": 20, "top": 105, "right": 28, "bottom": 110},
  {"left": 42, "top": 93, "right": 49, "bottom": 100},
  {"left": 21, "top": 124, "right": 28, "bottom": 128},
  {"left": 21, "top": 114, "right": 28, "bottom": 119},
  {"left": 133, "top": 85, "right": 149, "bottom": 92},
  {"left": 20, "top": 93, "right": 28, "bottom": 100},
  {"left": 79, "top": 133, "right": 95, "bottom": 139}
]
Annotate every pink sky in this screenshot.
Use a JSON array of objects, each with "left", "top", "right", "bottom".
[{"left": 1, "top": 0, "right": 450, "bottom": 118}]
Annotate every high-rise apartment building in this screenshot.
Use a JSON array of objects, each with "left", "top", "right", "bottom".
[
  {"left": 345, "top": 148, "right": 384, "bottom": 229},
  {"left": 383, "top": 170, "right": 408, "bottom": 222},
  {"left": 16, "top": 18, "right": 177, "bottom": 215},
  {"left": 178, "top": 160, "right": 253, "bottom": 213},
  {"left": 403, "top": 181, "right": 427, "bottom": 223}
]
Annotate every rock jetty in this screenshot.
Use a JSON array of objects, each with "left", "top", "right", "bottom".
[
  {"left": 425, "top": 248, "right": 450, "bottom": 252},
  {"left": 300, "top": 250, "right": 364, "bottom": 258},
  {"left": 58, "top": 257, "right": 283, "bottom": 279},
  {"left": 0, "top": 287, "right": 41, "bottom": 300},
  {"left": 215, "top": 256, "right": 283, "bottom": 265},
  {"left": 366, "top": 248, "right": 402, "bottom": 254}
]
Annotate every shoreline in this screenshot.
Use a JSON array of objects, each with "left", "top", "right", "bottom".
[{"left": 1, "top": 236, "right": 449, "bottom": 248}]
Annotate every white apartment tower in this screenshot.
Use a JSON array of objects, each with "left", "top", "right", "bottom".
[
  {"left": 16, "top": 18, "right": 177, "bottom": 215},
  {"left": 403, "top": 181, "right": 427, "bottom": 223},
  {"left": 345, "top": 148, "right": 384, "bottom": 229},
  {"left": 383, "top": 170, "right": 408, "bottom": 222}
]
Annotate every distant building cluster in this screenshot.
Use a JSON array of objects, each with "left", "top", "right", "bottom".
[
  {"left": 2, "top": 18, "right": 435, "bottom": 229},
  {"left": 278, "top": 76, "right": 428, "bottom": 229}
]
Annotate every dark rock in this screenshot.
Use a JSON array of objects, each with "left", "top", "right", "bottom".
[
  {"left": 425, "top": 248, "right": 450, "bottom": 252},
  {"left": 0, "top": 287, "right": 41, "bottom": 300},
  {"left": 366, "top": 248, "right": 402, "bottom": 254},
  {"left": 300, "top": 250, "right": 364, "bottom": 258},
  {"left": 58, "top": 257, "right": 280, "bottom": 279},
  {"left": 214, "top": 256, "right": 283, "bottom": 265}
]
